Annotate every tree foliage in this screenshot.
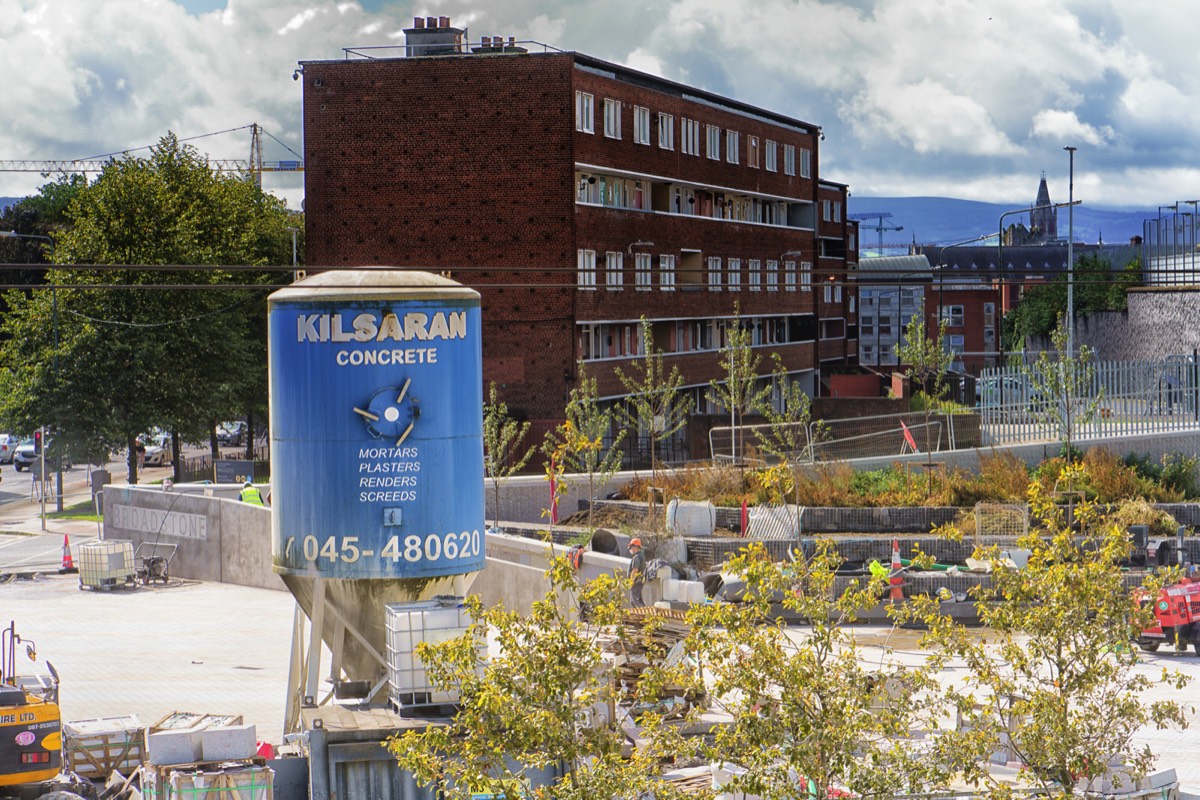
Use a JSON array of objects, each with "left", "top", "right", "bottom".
[
  {"left": 903, "top": 465, "right": 1191, "bottom": 796},
  {"left": 1025, "top": 313, "right": 1101, "bottom": 461},
  {"left": 752, "top": 355, "right": 816, "bottom": 535},
  {"left": 483, "top": 381, "right": 535, "bottom": 529},
  {"left": 707, "top": 302, "right": 770, "bottom": 463},
  {"left": 614, "top": 317, "right": 692, "bottom": 522},
  {"left": 894, "top": 298, "right": 954, "bottom": 466},
  {"left": 0, "top": 134, "right": 294, "bottom": 481},
  {"left": 542, "top": 368, "right": 624, "bottom": 530},
  {"left": 682, "top": 541, "right": 961, "bottom": 800},
  {"left": 387, "top": 554, "right": 676, "bottom": 800},
  {"left": 1005, "top": 254, "right": 1140, "bottom": 344}
]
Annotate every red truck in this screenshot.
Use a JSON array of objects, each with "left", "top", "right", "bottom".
[{"left": 1136, "top": 580, "right": 1200, "bottom": 653}]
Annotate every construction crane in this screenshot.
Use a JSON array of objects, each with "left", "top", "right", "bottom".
[
  {"left": 849, "top": 212, "right": 904, "bottom": 255},
  {"left": 0, "top": 123, "right": 303, "bottom": 188}
]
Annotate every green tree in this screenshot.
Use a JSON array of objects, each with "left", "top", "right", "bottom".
[
  {"left": 483, "top": 382, "right": 535, "bottom": 530},
  {"left": 682, "top": 541, "right": 961, "bottom": 800},
  {"left": 903, "top": 465, "right": 1191, "bottom": 796},
  {"left": 752, "top": 355, "right": 816, "bottom": 537},
  {"left": 543, "top": 368, "right": 625, "bottom": 530},
  {"left": 0, "top": 134, "right": 293, "bottom": 483},
  {"left": 1005, "top": 254, "right": 1139, "bottom": 342},
  {"left": 1026, "top": 313, "right": 1101, "bottom": 461},
  {"left": 707, "top": 302, "right": 770, "bottom": 464},
  {"left": 614, "top": 318, "right": 692, "bottom": 523},
  {"left": 894, "top": 298, "right": 954, "bottom": 471},
  {"left": 387, "top": 554, "right": 676, "bottom": 800}
]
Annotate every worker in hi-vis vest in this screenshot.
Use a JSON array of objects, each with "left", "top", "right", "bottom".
[{"left": 240, "top": 481, "right": 266, "bottom": 506}]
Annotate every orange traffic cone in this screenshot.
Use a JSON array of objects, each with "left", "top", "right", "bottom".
[
  {"left": 889, "top": 539, "right": 904, "bottom": 602},
  {"left": 60, "top": 534, "right": 76, "bottom": 573}
]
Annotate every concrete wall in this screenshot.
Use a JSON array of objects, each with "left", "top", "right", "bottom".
[
  {"left": 101, "top": 484, "right": 282, "bottom": 591},
  {"left": 471, "top": 531, "right": 658, "bottom": 616}
]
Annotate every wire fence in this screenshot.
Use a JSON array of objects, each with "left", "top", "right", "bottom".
[{"left": 709, "top": 412, "right": 963, "bottom": 463}]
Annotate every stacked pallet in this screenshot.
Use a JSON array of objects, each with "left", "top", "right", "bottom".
[
  {"left": 603, "top": 607, "right": 703, "bottom": 715},
  {"left": 138, "top": 712, "right": 271, "bottom": 800},
  {"left": 63, "top": 715, "right": 146, "bottom": 782}
]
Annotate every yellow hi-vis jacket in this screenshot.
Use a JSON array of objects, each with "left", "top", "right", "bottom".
[{"left": 240, "top": 485, "right": 265, "bottom": 506}]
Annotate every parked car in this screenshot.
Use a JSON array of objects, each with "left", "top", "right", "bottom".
[
  {"left": 978, "top": 375, "right": 1045, "bottom": 420},
  {"left": 143, "top": 434, "right": 172, "bottom": 465},
  {"left": 216, "top": 421, "right": 247, "bottom": 447},
  {"left": 0, "top": 433, "right": 18, "bottom": 464},
  {"left": 13, "top": 437, "right": 72, "bottom": 472}
]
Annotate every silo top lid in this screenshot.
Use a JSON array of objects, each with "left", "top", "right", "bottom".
[{"left": 269, "top": 269, "right": 479, "bottom": 303}]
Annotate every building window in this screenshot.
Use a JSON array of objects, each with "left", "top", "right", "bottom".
[
  {"left": 946, "top": 334, "right": 965, "bottom": 355},
  {"left": 632, "top": 105, "right": 650, "bottom": 145},
  {"left": 849, "top": 295, "right": 856, "bottom": 313},
  {"left": 748, "top": 136, "right": 759, "bottom": 168},
  {"left": 706, "top": 125, "right": 720, "bottom": 160},
  {"left": 635, "top": 253, "right": 652, "bottom": 290},
  {"left": 707, "top": 257, "right": 722, "bottom": 290},
  {"left": 658, "top": 113, "right": 674, "bottom": 150},
  {"left": 833, "top": 201, "right": 842, "bottom": 222},
  {"left": 605, "top": 251, "right": 624, "bottom": 290},
  {"left": 801, "top": 261, "right": 812, "bottom": 291},
  {"left": 748, "top": 259, "right": 762, "bottom": 291},
  {"left": 784, "top": 260, "right": 796, "bottom": 291},
  {"left": 849, "top": 232, "right": 857, "bottom": 251},
  {"left": 681, "top": 118, "right": 700, "bottom": 156},
  {"left": 861, "top": 315, "right": 874, "bottom": 337},
  {"left": 576, "top": 172, "right": 599, "bottom": 204},
  {"left": 603, "top": 99, "right": 621, "bottom": 139},
  {"left": 823, "top": 284, "right": 832, "bottom": 303},
  {"left": 659, "top": 254, "right": 676, "bottom": 290},
  {"left": 801, "top": 148, "right": 812, "bottom": 178},
  {"left": 939, "top": 305, "right": 965, "bottom": 326},
  {"left": 835, "top": 285, "right": 842, "bottom": 302},
  {"left": 766, "top": 259, "right": 779, "bottom": 291},
  {"left": 822, "top": 200, "right": 831, "bottom": 222},
  {"left": 983, "top": 302, "right": 996, "bottom": 326},
  {"left": 783, "top": 144, "right": 795, "bottom": 176},
  {"left": 577, "top": 249, "right": 596, "bottom": 288},
  {"left": 764, "top": 140, "right": 777, "bottom": 172},
  {"left": 575, "top": 92, "right": 594, "bottom": 134},
  {"left": 726, "top": 130, "right": 739, "bottom": 164},
  {"left": 728, "top": 258, "right": 741, "bottom": 291}
]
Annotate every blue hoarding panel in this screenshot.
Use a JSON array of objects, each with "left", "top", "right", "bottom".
[{"left": 269, "top": 293, "right": 484, "bottom": 580}]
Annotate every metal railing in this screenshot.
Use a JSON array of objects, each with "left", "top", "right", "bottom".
[{"left": 980, "top": 356, "right": 1200, "bottom": 446}]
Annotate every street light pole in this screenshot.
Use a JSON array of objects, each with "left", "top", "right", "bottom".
[{"left": 1064, "top": 146, "right": 1077, "bottom": 356}]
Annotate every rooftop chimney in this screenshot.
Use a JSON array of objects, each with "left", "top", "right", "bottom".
[{"left": 404, "top": 15, "right": 466, "bottom": 56}]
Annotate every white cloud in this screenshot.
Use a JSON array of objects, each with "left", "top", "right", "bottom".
[
  {"left": 278, "top": 8, "right": 321, "bottom": 34},
  {"left": 1, "top": 0, "right": 1199, "bottom": 209},
  {"left": 1030, "top": 110, "right": 1112, "bottom": 147}
]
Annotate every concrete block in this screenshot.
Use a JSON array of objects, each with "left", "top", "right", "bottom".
[
  {"left": 200, "top": 723, "right": 258, "bottom": 762},
  {"left": 146, "top": 728, "right": 201, "bottom": 766}
]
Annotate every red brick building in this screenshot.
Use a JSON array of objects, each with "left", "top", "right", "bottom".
[{"left": 300, "top": 18, "right": 858, "bottom": 455}]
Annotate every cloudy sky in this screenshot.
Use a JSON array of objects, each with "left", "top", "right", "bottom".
[{"left": 2, "top": 0, "right": 1196, "bottom": 211}]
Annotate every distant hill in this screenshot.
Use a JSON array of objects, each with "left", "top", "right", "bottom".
[{"left": 849, "top": 196, "right": 1152, "bottom": 251}]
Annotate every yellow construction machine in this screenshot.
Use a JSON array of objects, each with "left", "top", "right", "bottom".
[{"left": 0, "top": 620, "right": 89, "bottom": 800}]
